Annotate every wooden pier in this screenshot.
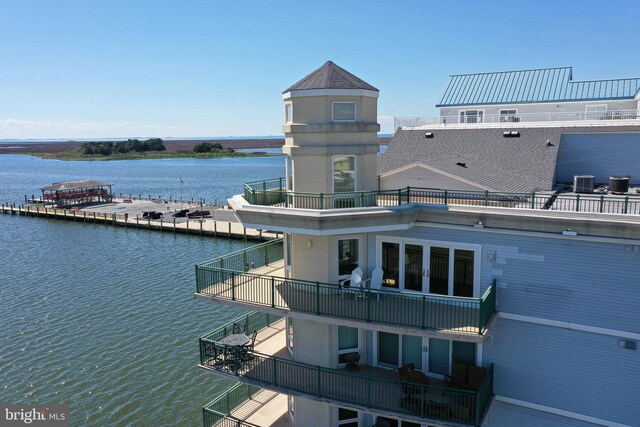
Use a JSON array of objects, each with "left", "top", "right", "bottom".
[{"left": 0, "top": 203, "right": 278, "bottom": 242}]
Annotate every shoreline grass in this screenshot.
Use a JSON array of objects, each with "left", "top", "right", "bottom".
[{"left": 13, "top": 151, "right": 282, "bottom": 161}]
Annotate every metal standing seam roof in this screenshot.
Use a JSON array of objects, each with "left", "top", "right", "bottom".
[{"left": 437, "top": 67, "right": 640, "bottom": 107}]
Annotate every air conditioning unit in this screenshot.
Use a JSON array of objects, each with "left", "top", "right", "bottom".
[{"left": 573, "top": 175, "right": 595, "bottom": 193}]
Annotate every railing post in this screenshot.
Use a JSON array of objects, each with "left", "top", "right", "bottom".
[
  {"left": 316, "top": 282, "right": 320, "bottom": 315},
  {"left": 251, "top": 189, "right": 256, "bottom": 204},
  {"left": 319, "top": 193, "right": 323, "bottom": 210},
  {"left": 231, "top": 272, "right": 236, "bottom": 301},
  {"left": 484, "top": 190, "right": 489, "bottom": 206},
  {"left": 421, "top": 295, "right": 426, "bottom": 329},
  {"left": 272, "top": 358, "right": 278, "bottom": 387},
  {"left": 576, "top": 194, "right": 581, "bottom": 212},
  {"left": 271, "top": 277, "right": 276, "bottom": 308},
  {"left": 599, "top": 195, "right": 605, "bottom": 213},
  {"left": 279, "top": 177, "right": 283, "bottom": 191},
  {"left": 531, "top": 192, "right": 536, "bottom": 209},
  {"left": 624, "top": 197, "right": 629, "bottom": 214},
  {"left": 397, "top": 189, "right": 402, "bottom": 206},
  {"left": 406, "top": 186, "right": 410, "bottom": 203},
  {"left": 444, "top": 190, "right": 448, "bottom": 205}
]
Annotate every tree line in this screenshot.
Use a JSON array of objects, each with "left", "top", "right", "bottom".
[
  {"left": 192, "top": 141, "right": 234, "bottom": 153},
  {"left": 78, "top": 138, "right": 166, "bottom": 155}
]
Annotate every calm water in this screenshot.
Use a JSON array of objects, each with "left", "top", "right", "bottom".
[{"left": 0, "top": 154, "right": 284, "bottom": 426}]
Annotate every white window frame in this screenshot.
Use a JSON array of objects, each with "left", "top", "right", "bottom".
[
  {"left": 332, "top": 101, "right": 356, "bottom": 122},
  {"left": 336, "top": 235, "right": 364, "bottom": 282},
  {"left": 335, "top": 406, "right": 361, "bottom": 427},
  {"left": 585, "top": 104, "right": 607, "bottom": 119},
  {"left": 288, "top": 395, "right": 295, "bottom": 424},
  {"left": 286, "top": 316, "right": 294, "bottom": 357},
  {"left": 375, "top": 236, "right": 481, "bottom": 298},
  {"left": 284, "top": 103, "right": 292, "bottom": 123},
  {"left": 336, "top": 325, "right": 362, "bottom": 368},
  {"left": 372, "top": 332, "right": 481, "bottom": 379},
  {"left": 459, "top": 109, "right": 484, "bottom": 123},
  {"left": 332, "top": 155, "right": 357, "bottom": 193},
  {"left": 499, "top": 108, "right": 518, "bottom": 122}
]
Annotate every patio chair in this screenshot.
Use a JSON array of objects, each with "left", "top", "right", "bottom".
[
  {"left": 363, "top": 266, "right": 384, "bottom": 300},
  {"left": 445, "top": 360, "right": 469, "bottom": 388},
  {"left": 232, "top": 322, "right": 245, "bottom": 334},
  {"left": 241, "top": 330, "right": 258, "bottom": 360},
  {"left": 200, "top": 341, "right": 224, "bottom": 368},
  {"left": 339, "top": 267, "right": 363, "bottom": 298}
]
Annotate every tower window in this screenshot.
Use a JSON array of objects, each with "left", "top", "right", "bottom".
[{"left": 332, "top": 102, "right": 356, "bottom": 121}]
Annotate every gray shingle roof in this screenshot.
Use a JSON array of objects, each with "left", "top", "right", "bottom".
[
  {"left": 284, "top": 61, "right": 378, "bottom": 93},
  {"left": 378, "top": 125, "right": 640, "bottom": 193},
  {"left": 378, "top": 128, "right": 562, "bottom": 193}
]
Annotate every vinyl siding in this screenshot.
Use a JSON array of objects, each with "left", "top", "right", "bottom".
[
  {"left": 367, "top": 226, "right": 640, "bottom": 334},
  {"left": 483, "top": 400, "right": 601, "bottom": 427},
  {"left": 555, "top": 133, "right": 640, "bottom": 185},
  {"left": 483, "top": 318, "right": 639, "bottom": 426}
]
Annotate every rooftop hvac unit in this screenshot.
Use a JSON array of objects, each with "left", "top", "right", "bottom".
[
  {"left": 609, "top": 176, "right": 630, "bottom": 194},
  {"left": 573, "top": 175, "right": 594, "bottom": 194}
]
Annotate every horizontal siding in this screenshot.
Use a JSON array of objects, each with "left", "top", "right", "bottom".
[
  {"left": 368, "top": 227, "right": 640, "bottom": 333},
  {"left": 556, "top": 133, "right": 640, "bottom": 185},
  {"left": 380, "top": 165, "right": 484, "bottom": 191},
  {"left": 483, "top": 400, "right": 600, "bottom": 427},
  {"left": 483, "top": 318, "right": 639, "bottom": 425}
]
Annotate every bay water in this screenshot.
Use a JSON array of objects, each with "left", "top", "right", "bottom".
[{"left": 0, "top": 154, "right": 284, "bottom": 426}]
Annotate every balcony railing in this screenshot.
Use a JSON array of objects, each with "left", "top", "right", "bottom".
[
  {"left": 199, "top": 341, "right": 494, "bottom": 426},
  {"left": 196, "top": 248, "right": 496, "bottom": 335},
  {"left": 243, "top": 180, "right": 640, "bottom": 215},
  {"left": 395, "top": 109, "right": 640, "bottom": 128},
  {"left": 200, "top": 311, "right": 284, "bottom": 344},
  {"left": 198, "top": 238, "right": 284, "bottom": 272},
  {"left": 202, "top": 383, "right": 263, "bottom": 427}
]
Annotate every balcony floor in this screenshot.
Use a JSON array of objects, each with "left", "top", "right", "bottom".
[
  {"left": 197, "top": 261, "right": 487, "bottom": 340},
  {"left": 217, "top": 389, "right": 291, "bottom": 427}
]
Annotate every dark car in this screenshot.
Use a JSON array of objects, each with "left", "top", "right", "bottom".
[
  {"left": 142, "top": 211, "right": 163, "bottom": 220},
  {"left": 172, "top": 209, "right": 190, "bottom": 218},
  {"left": 186, "top": 209, "right": 211, "bottom": 218}
]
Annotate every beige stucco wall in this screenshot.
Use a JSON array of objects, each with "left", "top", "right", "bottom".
[
  {"left": 291, "top": 234, "right": 331, "bottom": 283},
  {"left": 293, "top": 318, "right": 331, "bottom": 366},
  {"left": 293, "top": 396, "right": 332, "bottom": 427},
  {"left": 285, "top": 94, "right": 377, "bottom": 125}
]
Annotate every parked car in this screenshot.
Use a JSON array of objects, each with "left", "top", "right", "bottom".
[
  {"left": 172, "top": 209, "right": 190, "bottom": 218},
  {"left": 186, "top": 210, "right": 211, "bottom": 218},
  {"left": 142, "top": 211, "right": 163, "bottom": 220}
]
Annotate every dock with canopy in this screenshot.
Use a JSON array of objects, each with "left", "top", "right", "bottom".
[{"left": 40, "top": 180, "right": 113, "bottom": 207}]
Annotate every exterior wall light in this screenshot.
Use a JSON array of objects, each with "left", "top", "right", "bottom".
[{"left": 562, "top": 229, "right": 577, "bottom": 236}]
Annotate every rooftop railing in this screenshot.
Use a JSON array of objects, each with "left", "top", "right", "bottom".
[
  {"left": 243, "top": 180, "right": 640, "bottom": 215},
  {"left": 196, "top": 244, "right": 496, "bottom": 335},
  {"left": 394, "top": 109, "right": 639, "bottom": 128},
  {"left": 202, "top": 383, "right": 263, "bottom": 427},
  {"left": 199, "top": 339, "right": 494, "bottom": 426}
]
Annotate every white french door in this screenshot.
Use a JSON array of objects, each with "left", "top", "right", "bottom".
[{"left": 377, "top": 237, "right": 480, "bottom": 298}]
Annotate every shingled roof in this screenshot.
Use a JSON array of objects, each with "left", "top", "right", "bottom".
[
  {"left": 284, "top": 61, "right": 378, "bottom": 93},
  {"left": 378, "top": 128, "right": 562, "bottom": 193}
]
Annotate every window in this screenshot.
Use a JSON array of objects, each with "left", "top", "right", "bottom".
[
  {"left": 333, "top": 155, "right": 355, "bottom": 193},
  {"left": 337, "top": 407, "right": 359, "bottom": 427},
  {"left": 460, "top": 110, "right": 483, "bottom": 123},
  {"left": 284, "top": 103, "right": 292, "bottom": 123},
  {"left": 288, "top": 395, "right": 295, "bottom": 423},
  {"left": 381, "top": 242, "right": 400, "bottom": 288},
  {"left": 338, "top": 238, "right": 359, "bottom": 278},
  {"left": 285, "top": 156, "right": 293, "bottom": 191},
  {"left": 374, "top": 417, "right": 421, "bottom": 427},
  {"left": 286, "top": 317, "right": 294, "bottom": 355},
  {"left": 337, "top": 326, "right": 359, "bottom": 365},
  {"left": 332, "top": 102, "right": 356, "bottom": 121},
  {"left": 585, "top": 104, "right": 607, "bottom": 119},
  {"left": 499, "top": 109, "right": 518, "bottom": 122}
]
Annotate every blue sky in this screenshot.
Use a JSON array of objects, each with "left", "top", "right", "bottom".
[{"left": 1, "top": 0, "right": 640, "bottom": 139}]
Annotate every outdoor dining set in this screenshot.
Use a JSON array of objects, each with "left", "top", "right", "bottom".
[{"left": 201, "top": 323, "right": 257, "bottom": 372}]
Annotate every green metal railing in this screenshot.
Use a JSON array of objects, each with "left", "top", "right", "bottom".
[
  {"left": 198, "top": 238, "right": 283, "bottom": 272},
  {"left": 243, "top": 178, "right": 640, "bottom": 215},
  {"left": 199, "top": 340, "right": 493, "bottom": 426},
  {"left": 200, "top": 311, "right": 283, "bottom": 345},
  {"left": 202, "top": 383, "right": 262, "bottom": 427},
  {"left": 196, "top": 257, "right": 496, "bottom": 335}
]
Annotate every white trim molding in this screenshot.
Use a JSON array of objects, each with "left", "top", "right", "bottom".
[
  {"left": 283, "top": 88, "right": 379, "bottom": 99},
  {"left": 494, "top": 395, "right": 632, "bottom": 427}
]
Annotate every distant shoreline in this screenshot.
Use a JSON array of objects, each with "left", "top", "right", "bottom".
[{"left": 0, "top": 136, "right": 391, "bottom": 160}]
